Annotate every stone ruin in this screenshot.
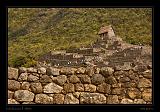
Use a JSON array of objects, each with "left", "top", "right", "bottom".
[
  {"left": 38, "top": 25, "right": 152, "bottom": 69},
  {"left": 8, "top": 25, "right": 152, "bottom": 104}
]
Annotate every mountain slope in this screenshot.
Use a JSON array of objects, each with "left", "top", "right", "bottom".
[{"left": 8, "top": 8, "right": 152, "bottom": 67}]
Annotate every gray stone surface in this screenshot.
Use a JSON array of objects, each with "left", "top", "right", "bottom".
[
  {"left": 38, "top": 67, "right": 46, "bottom": 74},
  {"left": 121, "top": 82, "right": 137, "bottom": 88},
  {"left": 105, "top": 76, "right": 117, "bottom": 84},
  {"left": 27, "top": 67, "right": 37, "bottom": 73},
  {"left": 60, "top": 67, "right": 77, "bottom": 75},
  {"left": 8, "top": 67, "right": 19, "bottom": 80},
  {"left": 84, "top": 84, "right": 96, "bottom": 92},
  {"left": 8, "top": 99, "right": 20, "bottom": 104},
  {"left": 79, "top": 75, "right": 91, "bottom": 84},
  {"left": 112, "top": 88, "right": 125, "bottom": 95},
  {"left": 69, "top": 75, "right": 80, "bottom": 83},
  {"left": 133, "top": 65, "right": 148, "bottom": 72},
  {"left": 40, "top": 75, "right": 52, "bottom": 83},
  {"left": 91, "top": 74, "right": 105, "bottom": 85},
  {"left": 107, "top": 95, "right": 119, "bottom": 104},
  {"left": 22, "top": 102, "right": 36, "bottom": 104},
  {"left": 120, "top": 98, "right": 133, "bottom": 104},
  {"left": 18, "top": 73, "right": 28, "bottom": 81},
  {"left": 50, "top": 76, "right": 57, "bottom": 82},
  {"left": 53, "top": 94, "right": 65, "bottom": 104},
  {"left": 100, "top": 67, "right": 114, "bottom": 77},
  {"left": 35, "top": 94, "right": 53, "bottom": 104},
  {"left": 133, "top": 99, "right": 146, "bottom": 104},
  {"left": 97, "top": 83, "right": 111, "bottom": 94},
  {"left": 75, "top": 83, "right": 84, "bottom": 92},
  {"left": 111, "top": 83, "right": 122, "bottom": 88},
  {"left": 127, "top": 88, "right": 141, "bottom": 99},
  {"left": 19, "top": 67, "right": 27, "bottom": 73},
  {"left": 146, "top": 102, "right": 152, "bottom": 104},
  {"left": 55, "top": 75, "right": 67, "bottom": 85},
  {"left": 8, "top": 80, "right": 21, "bottom": 91},
  {"left": 32, "top": 73, "right": 39, "bottom": 77},
  {"left": 142, "top": 89, "right": 152, "bottom": 102},
  {"left": 86, "top": 67, "right": 94, "bottom": 76},
  {"left": 46, "top": 67, "right": 60, "bottom": 76},
  {"left": 95, "top": 67, "right": 101, "bottom": 74},
  {"left": 128, "top": 73, "right": 139, "bottom": 81},
  {"left": 119, "top": 77, "right": 130, "bottom": 83},
  {"left": 114, "top": 70, "right": 124, "bottom": 76},
  {"left": 80, "top": 93, "right": 106, "bottom": 104},
  {"left": 28, "top": 74, "right": 39, "bottom": 82},
  {"left": 138, "top": 78, "right": 152, "bottom": 88},
  {"left": 14, "top": 90, "right": 34, "bottom": 102},
  {"left": 8, "top": 90, "right": 14, "bottom": 99},
  {"left": 142, "top": 70, "right": 152, "bottom": 79},
  {"left": 30, "top": 82, "right": 43, "bottom": 93},
  {"left": 76, "top": 67, "right": 86, "bottom": 74},
  {"left": 21, "top": 82, "right": 30, "bottom": 90},
  {"left": 64, "top": 93, "right": 79, "bottom": 104},
  {"left": 43, "top": 83, "right": 63, "bottom": 93},
  {"left": 64, "top": 83, "right": 75, "bottom": 93},
  {"left": 73, "top": 92, "right": 81, "bottom": 98}
]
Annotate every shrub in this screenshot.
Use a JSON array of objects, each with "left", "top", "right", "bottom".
[{"left": 11, "top": 56, "right": 26, "bottom": 68}]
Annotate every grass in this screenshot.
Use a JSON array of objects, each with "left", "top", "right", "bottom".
[{"left": 8, "top": 8, "right": 152, "bottom": 67}]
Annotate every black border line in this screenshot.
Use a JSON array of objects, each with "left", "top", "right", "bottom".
[
  {"left": 6, "top": 6, "right": 153, "bottom": 107},
  {"left": 3, "top": 2, "right": 159, "bottom": 112}
]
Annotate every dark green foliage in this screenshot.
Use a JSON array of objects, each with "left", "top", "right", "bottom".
[
  {"left": 11, "top": 56, "right": 26, "bottom": 68},
  {"left": 8, "top": 8, "right": 152, "bottom": 67}
]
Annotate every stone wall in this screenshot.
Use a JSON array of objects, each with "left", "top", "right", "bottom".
[{"left": 8, "top": 65, "right": 152, "bottom": 104}]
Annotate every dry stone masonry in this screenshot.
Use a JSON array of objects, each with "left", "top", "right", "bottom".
[
  {"left": 8, "top": 25, "right": 152, "bottom": 104},
  {"left": 8, "top": 65, "right": 152, "bottom": 104}
]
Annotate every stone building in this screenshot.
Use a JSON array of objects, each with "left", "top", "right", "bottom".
[{"left": 98, "top": 25, "right": 115, "bottom": 40}]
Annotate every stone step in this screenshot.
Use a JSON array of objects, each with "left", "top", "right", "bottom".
[
  {"left": 49, "top": 56, "right": 86, "bottom": 66},
  {"left": 37, "top": 34, "right": 151, "bottom": 68},
  {"left": 94, "top": 62, "right": 108, "bottom": 68},
  {"left": 51, "top": 50, "right": 66, "bottom": 55},
  {"left": 66, "top": 48, "right": 79, "bottom": 53},
  {"left": 83, "top": 53, "right": 99, "bottom": 56},
  {"left": 77, "top": 49, "right": 93, "bottom": 54}
]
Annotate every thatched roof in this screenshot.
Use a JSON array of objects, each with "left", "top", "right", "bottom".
[{"left": 98, "top": 26, "right": 111, "bottom": 35}]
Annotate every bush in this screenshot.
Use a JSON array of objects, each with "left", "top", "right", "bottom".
[
  {"left": 9, "top": 56, "right": 37, "bottom": 68},
  {"left": 11, "top": 56, "right": 26, "bottom": 68},
  {"left": 23, "top": 59, "right": 37, "bottom": 67}
]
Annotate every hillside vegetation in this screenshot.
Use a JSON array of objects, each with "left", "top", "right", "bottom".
[{"left": 8, "top": 8, "right": 152, "bottom": 67}]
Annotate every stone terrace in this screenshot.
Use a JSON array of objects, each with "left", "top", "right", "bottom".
[{"left": 38, "top": 33, "right": 152, "bottom": 69}]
